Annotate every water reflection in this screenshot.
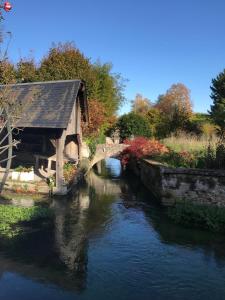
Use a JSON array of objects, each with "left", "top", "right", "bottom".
[
  {"left": 52, "top": 192, "right": 89, "bottom": 273},
  {"left": 0, "top": 158, "right": 224, "bottom": 300}
]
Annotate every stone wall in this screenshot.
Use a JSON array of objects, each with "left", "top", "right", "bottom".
[{"left": 128, "top": 159, "right": 225, "bottom": 207}]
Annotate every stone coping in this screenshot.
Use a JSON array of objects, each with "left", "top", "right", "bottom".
[{"left": 142, "top": 159, "right": 225, "bottom": 177}]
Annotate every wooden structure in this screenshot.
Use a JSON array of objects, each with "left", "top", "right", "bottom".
[{"left": 4, "top": 80, "right": 88, "bottom": 194}]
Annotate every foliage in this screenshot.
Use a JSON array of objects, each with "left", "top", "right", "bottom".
[
  {"left": 94, "top": 62, "right": 125, "bottom": 116},
  {"left": 155, "top": 83, "right": 193, "bottom": 132},
  {"left": 82, "top": 99, "right": 112, "bottom": 138},
  {"left": 209, "top": 69, "right": 225, "bottom": 134},
  {"left": 14, "top": 165, "right": 33, "bottom": 172},
  {"left": 38, "top": 42, "right": 96, "bottom": 96},
  {"left": 117, "top": 112, "right": 152, "bottom": 140},
  {"left": 17, "top": 58, "right": 38, "bottom": 83},
  {"left": 120, "top": 137, "right": 168, "bottom": 166},
  {"left": 185, "top": 113, "right": 217, "bottom": 137},
  {"left": 168, "top": 202, "right": 225, "bottom": 232},
  {"left": 37, "top": 43, "right": 125, "bottom": 119},
  {"left": 131, "top": 93, "right": 152, "bottom": 115},
  {"left": 8, "top": 42, "right": 125, "bottom": 134},
  {"left": 0, "top": 60, "right": 16, "bottom": 84},
  {"left": 85, "top": 131, "right": 106, "bottom": 158},
  {"left": 155, "top": 149, "right": 201, "bottom": 168},
  {"left": 158, "top": 137, "right": 225, "bottom": 169},
  {"left": 145, "top": 108, "right": 171, "bottom": 138},
  {"left": 202, "top": 142, "right": 225, "bottom": 169},
  {"left": 0, "top": 204, "right": 53, "bottom": 238},
  {"left": 63, "top": 162, "right": 77, "bottom": 183},
  {"left": 156, "top": 83, "right": 193, "bottom": 119}
]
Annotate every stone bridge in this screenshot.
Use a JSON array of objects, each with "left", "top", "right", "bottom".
[{"left": 87, "top": 143, "right": 128, "bottom": 172}]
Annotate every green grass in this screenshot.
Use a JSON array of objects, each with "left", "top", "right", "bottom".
[
  {"left": 0, "top": 204, "right": 53, "bottom": 238},
  {"left": 1, "top": 191, "right": 49, "bottom": 202},
  {"left": 168, "top": 202, "right": 225, "bottom": 232}
]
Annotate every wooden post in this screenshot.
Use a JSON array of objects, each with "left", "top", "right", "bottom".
[{"left": 55, "top": 131, "right": 66, "bottom": 195}]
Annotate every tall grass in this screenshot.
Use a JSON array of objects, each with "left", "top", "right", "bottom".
[{"left": 163, "top": 132, "right": 219, "bottom": 153}]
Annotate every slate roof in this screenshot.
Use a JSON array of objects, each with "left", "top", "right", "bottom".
[{"left": 2, "top": 80, "right": 84, "bottom": 129}]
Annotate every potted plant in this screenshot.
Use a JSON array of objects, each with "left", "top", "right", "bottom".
[{"left": 12, "top": 166, "right": 34, "bottom": 182}]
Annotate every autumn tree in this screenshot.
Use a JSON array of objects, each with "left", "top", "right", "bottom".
[
  {"left": 209, "top": 69, "right": 225, "bottom": 135},
  {"left": 16, "top": 58, "right": 38, "bottom": 82},
  {"left": 155, "top": 83, "right": 193, "bottom": 131},
  {"left": 82, "top": 99, "right": 109, "bottom": 137},
  {"left": 0, "top": 60, "right": 16, "bottom": 84},
  {"left": 38, "top": 42, "right": 98, "bottom": 99},
  {"left": 131, "top": 93, "right": 151, "bottom": 115},
  {"left": 37, "top": 43, "right": 125, "bottom": 126}
]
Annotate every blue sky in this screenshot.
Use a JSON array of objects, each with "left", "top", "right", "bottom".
[{"left": 2, "top": 0, "right": 225, "bottom": 114}]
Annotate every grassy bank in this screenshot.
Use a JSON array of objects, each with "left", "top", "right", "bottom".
[
  {"left": 0, "top": 205, "right": 53, "bottom": 238},
  {"left": 168, "top": 202, "right": 225, "bottom": 232},
  {"left": 163, "top": 133, "right": 218, "bottom": 153}
]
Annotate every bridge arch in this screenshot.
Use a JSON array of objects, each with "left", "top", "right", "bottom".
[{"left": 87, "top": 143, "right": 128, "bottom": 172}]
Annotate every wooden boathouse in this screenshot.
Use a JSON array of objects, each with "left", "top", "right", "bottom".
[{"left": 4, "top": 80, "right": 89, "bottom": 194}]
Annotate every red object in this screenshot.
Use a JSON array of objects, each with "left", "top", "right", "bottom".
[{"left": 4, "top": 2, "right": 12, "bottom": 12}]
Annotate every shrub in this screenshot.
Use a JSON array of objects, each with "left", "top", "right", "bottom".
[
  {"left": 0, "top": 205, "right": 53, "bottom": 238},
  {"left": 85, "top": 131, "right": 106, "bottom": 158},
  {"left": 14, "top": 165, "right": 33, "bottom": 172},
  {"left": 168, "top": 202, "right": 225, "bottom": 232},
  {"left": 157, "top": 150, "right": 199, "bottom": 168},
  {"left": 63, "top": 162, "right": 77, "bottom": 183},
  {"left": 120, "top": 137, "right": 168, "bottom": 166}
]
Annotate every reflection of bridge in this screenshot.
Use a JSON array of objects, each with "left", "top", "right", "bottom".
[
  {"left": 87, "top": 170, "right": 121, "bottom": 195},
  {"left": 88, "top": 144, "right": 128, "bottom": 171}
]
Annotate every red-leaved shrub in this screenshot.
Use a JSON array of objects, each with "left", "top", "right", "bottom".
[{"left": 120, "top": 137, "right": 168, "bottom": 166}]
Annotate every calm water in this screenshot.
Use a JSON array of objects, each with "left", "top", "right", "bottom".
[{"left": 0, "top": 158, "right": 225, "bottom": 300}]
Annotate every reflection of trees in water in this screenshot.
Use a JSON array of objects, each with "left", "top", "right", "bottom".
[
  {"left": 119, "top": 168, "right": 225, "bottom": 267},
  {"left": 119, "top": 171, "right": 157, "bottom": 209},
  {"left": 148, "top": 212, "right": 225, "bottom": 268},
  {"left": 1, "top": 158, "right": 225, "bottom": 293}
]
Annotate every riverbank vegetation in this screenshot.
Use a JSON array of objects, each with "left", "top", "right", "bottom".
[
  {"left": 168, "top": 202, "right": 225, "bottom": 233},
  {"left": 120, "top": 136, "right": 225, "bottom": 169},
  {"left": 116, "top": 68, "right": 225, "bottom": 171},
  {"left": 0, "top": 204, "right": 53, "bottom": 238}
]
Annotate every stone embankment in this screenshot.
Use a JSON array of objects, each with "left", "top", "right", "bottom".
[{"left": 128, "top": 159, "right": 225, "bottom": 207}]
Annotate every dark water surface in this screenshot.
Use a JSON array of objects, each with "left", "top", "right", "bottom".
[{"left": 0, "top": 158, "right": 225, "bottom": 300}]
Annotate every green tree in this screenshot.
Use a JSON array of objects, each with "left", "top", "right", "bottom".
[
  {"left": 94, "top": 62, "right": 125, "bottom": 117},
  {"left": 209, "top": 69, "right": 225, "bottom": 134},
  {"left": 117, "top": 112, "right": 152, "bottom": 140},
  {"left": 145, "top": 107, "right": 165, "bottom": 137}
]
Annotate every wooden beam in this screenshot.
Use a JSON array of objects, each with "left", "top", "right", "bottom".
[{"left": 55, "top": 130, "right": 66, "bottom": 195}]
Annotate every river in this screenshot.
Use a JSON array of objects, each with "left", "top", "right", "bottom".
[{"left": 0, "top": 158, "right": 225, "bottom": 300}]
